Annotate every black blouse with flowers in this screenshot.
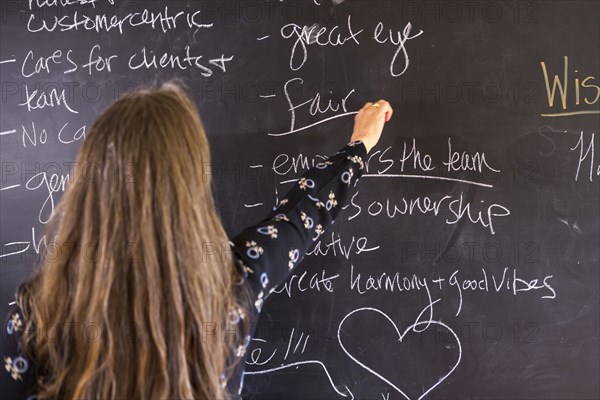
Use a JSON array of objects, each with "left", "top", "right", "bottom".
[{"left": 1, "top": 140, "right": 367, "bottom": 399}]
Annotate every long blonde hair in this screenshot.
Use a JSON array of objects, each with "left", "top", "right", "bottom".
[{"left": 18, "top": 82, "right": 247, "bottom": 399}]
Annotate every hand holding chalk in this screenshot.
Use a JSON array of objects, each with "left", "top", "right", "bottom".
[{"left": 350, "top": 100, "right": 393, "bottom": 154}]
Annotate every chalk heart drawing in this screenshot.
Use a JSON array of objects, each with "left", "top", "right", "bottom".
[{"left": 337, "top": 307, "right": 462, "bottom": 400}]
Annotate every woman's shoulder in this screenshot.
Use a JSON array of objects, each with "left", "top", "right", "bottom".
[
  {"left": 2, "top": 302, "right": 37, "bottom": 396},
  {"left": 4, "top": 304, "right": 25, "bottom": 334}
]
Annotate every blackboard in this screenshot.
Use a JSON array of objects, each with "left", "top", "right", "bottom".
[{"left": 1, "top": 1, "right": 599, "bottom": 399}]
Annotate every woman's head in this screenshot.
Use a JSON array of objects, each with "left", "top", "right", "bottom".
[{"left": 19, "top": 82, "right": 246, "bottom": 399}]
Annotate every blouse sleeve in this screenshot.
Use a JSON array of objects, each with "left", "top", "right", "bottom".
[
  {"left": 1, "top": 304, "right": 36, "bottom": 399},
  {"left": 230, "top": 140, "right": 367, "bottom": 311}
]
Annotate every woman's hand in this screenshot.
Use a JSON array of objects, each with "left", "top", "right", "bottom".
[{"left": 350, "top": 100, "right": 393, "bottom": 153}]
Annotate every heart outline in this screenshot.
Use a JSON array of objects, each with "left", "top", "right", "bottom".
[{"left": 337, "top": 307, "right": 462, "bottom": 400}]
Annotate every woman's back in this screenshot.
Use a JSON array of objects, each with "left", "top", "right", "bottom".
[{"left": 1, "top": 84, "right": 391, "bottom": 399}]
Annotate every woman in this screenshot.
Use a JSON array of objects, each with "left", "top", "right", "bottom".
[{"left": 2, "top": 83, "right": 392, "bottom": 399}]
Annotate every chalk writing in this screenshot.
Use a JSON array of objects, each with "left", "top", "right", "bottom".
[
  {"left": 540, "top": 56, "right": 600, "bottom": 117},
  {"left": 571, "top": 131, "right": 599, "bottom": 181}
]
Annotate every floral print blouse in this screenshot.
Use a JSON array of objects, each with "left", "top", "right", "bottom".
[{"left": 1, "top": 140, "right": 367, "bottom": 399}]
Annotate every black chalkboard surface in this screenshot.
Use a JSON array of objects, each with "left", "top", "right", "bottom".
[{"left": 1, "top": 1, "right": 598, "bottom": 399}]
